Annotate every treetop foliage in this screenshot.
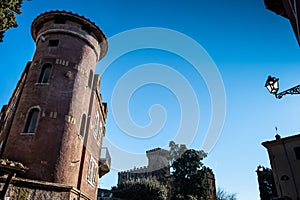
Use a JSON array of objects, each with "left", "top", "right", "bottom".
[
  {"left": 0, "top": 0, "right": 24, "bottom": 42},
  {"left": 216, "top": 187, "right": 237, "bottom": 200},
  {"left": 112, "top": 177, "right": 168, "bottom": 200},
  {"left": 169, "top": 141, "right": 207, "bottom": 162}
]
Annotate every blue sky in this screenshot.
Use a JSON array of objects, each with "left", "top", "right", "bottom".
[{"left": 1, "top": 0, "right": 300, "bottom": 199}]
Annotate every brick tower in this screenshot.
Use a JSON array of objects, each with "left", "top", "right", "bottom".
[{"left": 0, "top": 11, "right": 109, "bottom": 199}]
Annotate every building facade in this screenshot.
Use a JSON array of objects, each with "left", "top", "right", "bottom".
[
  {"left": 0, "top": 11, "right": 110, "bottom": 200},
  {"left": 264, "top": 0, "right": 300, "bottom": 45},
  {"left": 262, "top": 134, "right": 300, "bottom": 200}
]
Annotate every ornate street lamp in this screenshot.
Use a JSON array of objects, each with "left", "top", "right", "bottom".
[{"left": 265, "top": 76, "right": 300, "bottom": 99}]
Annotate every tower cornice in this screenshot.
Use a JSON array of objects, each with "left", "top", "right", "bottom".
[{"left": 31, "top": 10, "right": 108, "bottom": 60}]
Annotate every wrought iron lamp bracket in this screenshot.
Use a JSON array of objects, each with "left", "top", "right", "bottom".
[{"left": 276, "top": 84, "right": 300, "bottom": 99}]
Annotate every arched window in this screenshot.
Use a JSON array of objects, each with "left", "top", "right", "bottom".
[
  {"left": 38, "top": 63, "right": 52, "bottom": 83},
  {"left": 88, "top": 70, "right": 93, "bottom": 88},
  {"left": 79, "top": 114, "right": 86, "bottom": 137},
  {"left": 24, "top": 108, "right": 40, "bottom": 133}
]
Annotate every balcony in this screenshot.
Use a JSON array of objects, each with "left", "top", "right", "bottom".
[{"left": 99, "top": 147, "right": 111, "bottom": 178}]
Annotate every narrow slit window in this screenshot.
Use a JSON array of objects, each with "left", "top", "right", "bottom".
[
  {"left": 80, "top": 114, "right": 86, "bottom": 137},
  {"left": 24, "top": 108, "right": 39, "bottom": 133},
  {"left": 97, "top": 121, "right": 103, "bottom": 145},
  {"left": 88, "top": 70, "right": 93, "bottom": 88},
  {"left": 81, "top": 25, "right": 92, "bottom": 34},
  {"left": 54, "top": 18, "right": 66, "bottom": 24},
  {"left": 38, "top": 63, "right": 52, "bottom": 83},
  {"left": 93, "top": 111, "right": 99, "bottom": 138},
  {"left": 48, "top": 40, "right": 59, "bottom": 47}
]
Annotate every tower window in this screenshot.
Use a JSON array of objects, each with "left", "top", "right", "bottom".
[
  {"left": 294, "top": 146, "right": 300, "bottom": 160},
  {"left": 93, "top": 111, "right": 99, "bottom": 138},
  {"left": 88, "top": 70, "right": 93, "bottom": 88},
  {"left": 93, "top": 111, "right": 103, "bottom": 145},
  {"left": 54, "top": 17, "right": 66, "bottom": 24},
  {"left": 48, "top": 40, "right": 59, "bottom": 47},
  {"left": 38, "top": 63, "right": 52, "bottom": 83},
  {"left": 87, "top": 156, "right": 98, "bottom": 187},
  {"left": 97, "top": 121, "right": 103, "bottom": 145},
  {"left": 81, "top": 25, "right": 92, "bottom": 34},
  {"left": 79, "top": 114, "right": 86, "bottom": 138},
  {"left": 24, "top": 107, "right": 40, "bottom": 133}
]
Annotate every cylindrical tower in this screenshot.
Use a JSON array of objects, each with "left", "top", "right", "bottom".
[{"left": 2, "top": 11, "right": 108, "bottom": 199}]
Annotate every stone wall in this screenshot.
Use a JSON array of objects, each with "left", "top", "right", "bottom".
[{"left": 0, "top": 177, "right": 90, "bottom": 200}]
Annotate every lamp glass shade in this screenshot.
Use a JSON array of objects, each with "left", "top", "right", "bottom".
[{"left": 265, "top": 76, "right": 279, "bottom": 94}]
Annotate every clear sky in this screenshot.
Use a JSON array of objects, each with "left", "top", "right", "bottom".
[{"left": 1, "top": 0, "right": 300, "bottom": 199}]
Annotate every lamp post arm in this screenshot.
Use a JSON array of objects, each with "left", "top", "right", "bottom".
[{"left": 276, "top": 84, "right": 300, "bottom": 99}]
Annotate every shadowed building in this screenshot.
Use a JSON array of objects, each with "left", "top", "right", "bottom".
[
  {"left": 262, "top": 134, "right": 300, "bottom": 200},
  {"left": 0, "top": 11, "right": 110, "bottom": 200},
  {"left": 264, "top": 0, "right": 300, "bottom": 45},
  {"left": 118, "top": 148, "right": 170, "bottom": 185}
]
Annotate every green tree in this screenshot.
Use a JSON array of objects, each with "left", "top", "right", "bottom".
[
  {"left": 112, "top": 177, "right": 168, "bottom": 200},
  {"left": 0, "top": 0, "right": 24, "bottom": 42},
  {"left": 169, "top": 141, "right": 207, "bottom": 163},
  {"left": 256, "top": 165, "right": 277, "bottom": 200},
  {"left": 171, "top": 149, "right": 209, "bottom": 200},
  {"left": 216, "top": 188, "right": 237, "bottom": 200}
]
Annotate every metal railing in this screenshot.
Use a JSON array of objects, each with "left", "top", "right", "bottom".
[{"left": 99, "top": 147, "right": 111, "bottom": 170}]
